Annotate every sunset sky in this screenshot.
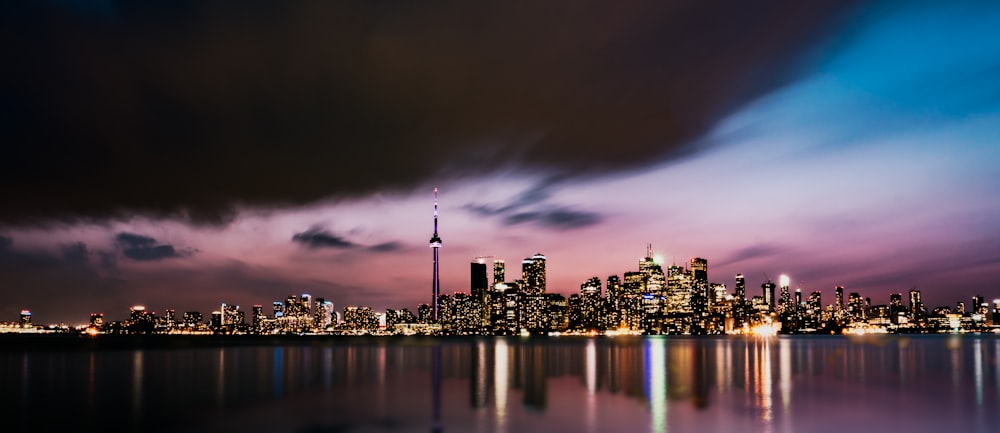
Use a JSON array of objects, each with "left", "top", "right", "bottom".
[{"left": 2, "top": 1, "right": 999, "bottom": 324}]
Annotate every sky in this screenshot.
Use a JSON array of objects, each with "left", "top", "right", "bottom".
[{"left": 2, "top": 0, "right": 999, "bottom": 324}]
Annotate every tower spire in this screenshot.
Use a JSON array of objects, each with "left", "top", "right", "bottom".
[{"left": 429, "top": 188, "right": 442, "bottom": 322}]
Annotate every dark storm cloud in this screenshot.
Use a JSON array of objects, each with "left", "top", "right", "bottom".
[
  {"left": 114, "top": 232, "right": 187, "bottom": 261},
  {"left": 292, "top": 228, "right": 356, "bottom": 249},
  {"left": 369, "top": 242, "right": 404, "bottom": 253},
  {"left": 505, "top": 209, "right": 603, "bottom": 230},
  {"left": 0, "top": 235, "right": 123, "bottom": 321},
  {"left": 718, "top": 243, "right": 785, "bottom": 266},
  {"left": 0, "top": 1, "right": 860, "bottom": 224},
  {"left": 292, "top": 226, "right": 405, "bottom": 252}
]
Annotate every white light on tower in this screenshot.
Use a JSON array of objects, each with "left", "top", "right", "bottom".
[{"left": 779, "top": 274, "right": 790, "bottom": 288}]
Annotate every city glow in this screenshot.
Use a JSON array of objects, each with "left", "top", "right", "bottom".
[{"left": 751, "top": 323, "right": 779, "bottom": 337}]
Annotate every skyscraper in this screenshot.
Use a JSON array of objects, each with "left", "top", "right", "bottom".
[
  {"left": 908, "top": 289, "right": 923, "bottom": 322},
  {"left": 493, "top": 259, "right": 505, "bottom": 289},
  {"left": 430, "top": 188, "right": 443, "bottom": 321},
  {"left": 522, "top": 254, "right": 547, "bottom": 295},
  {"left": 471, "top": 259, "right": 488, "bottom": 304},
  {"left": 762, "top": 280, "right": 776, "bottom": 312},
  {"left": 735, "top": 274, "right": 746, "bottom": 302}
]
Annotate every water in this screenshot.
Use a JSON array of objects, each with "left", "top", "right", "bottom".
[{"left": 1, "top": 335, "right": 998, "bottom": 433}]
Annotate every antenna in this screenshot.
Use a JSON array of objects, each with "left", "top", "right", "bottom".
[{"left": 433, "top": 187, "right": 439, "bottom": 235}]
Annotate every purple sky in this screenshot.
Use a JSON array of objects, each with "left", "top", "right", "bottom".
[{"left": 2, "top": 1, "right": 999, "bottom": 324}]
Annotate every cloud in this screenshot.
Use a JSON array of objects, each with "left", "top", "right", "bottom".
[
  {"left": 0, "top": 1, "right": 861, "bottom": 224},
  {"left": 114, "top": 232, "right": 187, "bottom": 261},
  {"left": 292, "top": 228, "right": 356, "bottom": 249},
  {"left": 505, "top": 209, "right": 603, "bottom": 230},
  {"left": 718, "top": 243, "right": 784, "bottom": 266},
  {"left": 368, "top": 242, "right": 404, "bottom": 253},
  {"left": 0, "top": 235, "right": 11, "bottom": 250},
  {"left": 466, "top": 180, "right": 603, "bottom": 230},
  {"left": 292, "top": 227, "right": 404, "bottom": 253}
]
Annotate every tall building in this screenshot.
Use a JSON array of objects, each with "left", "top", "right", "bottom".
[
  {"left": 429, "top": 188, "right": 443, "bottom": 321},
  {"left": 580, "top": 277, "right": 602, "bottom": 330},
  {"left": 835, "top": 286, "right": 845, "bottom": 311},
  {"left": 778, "top": 275, "right": 791, "bottom": 313},
  {"left": 522, "top": 253, "right": 547, "bottom": 295},
  {"left": 735, "top": 274, "right": 746, "bottom": 302},
  {"left": 908, "top": 289, "right": 923, "bottom": 322},
  {"left": 252, "top": 304, "right": 265, "bottom": 333},
  {"left": 690, "top": 257, "right": 708, "bottom": 308},
  {"left": 762, "top": 280, "right": 776, "bottom": 312},
  {"left": 690, "top": 257, "right": 708, "bottom": 283},
  {"left": 493, "top": 259, "right": 505, "bottom": 289},
  {"left": 471, "top": 259, "right": 489, "bottom": 305}
]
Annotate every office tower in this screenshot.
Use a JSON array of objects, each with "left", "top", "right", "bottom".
[
  {"left": 548, "top": 293, "right": 568, "bottom": 332},
  {"left": 493, "top": 259, "right": 505, "bottom": 289},
  {"left": 641, "top": 247, "right": 667, "bottom": 297},
  {"left": 889, "top": 293, "right": 904, "bottom": 323},
  {"left": 794, "top": 288, "right": 802, "bottom": 310},
  {"left": 835, "top": 286, "right": 844, "bottom": 311},
  {"left": 522, "top": 253, "right": 547, "bottom": 295},
  {"left": 690, "top": 257, "right": 708, "bottom": 283},
  {"left": 666, "top": 265, "right": 693, "bottom": 315},
  {"left": 778, "top": 275, "right": 791, "bottom": 313},
  {"left": 519, "top": 253, "right": 548, "bottom": 334},
  {"left": 471, "top": 259, "right": 489, "bottom": 304},
  {"left": 580, "top": 277, "right": 602, "bottom": 330},
  {"left": 301, "top": 294, "right": 313, "bottom": 320},
  {"left": 690, "top": 257, "right": 708, "bottom": 308},
  {"left": 735, "top": 274, "right": 746, "bottom": 300},
  {"left": 163, "top": 309, "right": 177, "bottom": 329},
  {"left": 808, "top": 291, "right": 822, "bottom": 311},
  {"left": 430, "top": 188, "right": 443, "bottom": 321},
  {"left": 251, "top": 305, "right": 265, "bottom": 333},
  {"left": 604, "top": 275, "right": 623, "bottom": 330},
  {"left": 973, "top": 295, "right": 987, "bottom": 315},
  {"left": 90, "top": 313, "right": 104, "bottom": 328},
  {"left": 762, "top": 280, "right": 776, "bottom": 312},
  {"left": 908, "top": 289, "right": 923, "bottom": 322},
  {"left": 568, "top": 294, "right": 583, "bottom": 330},
  {"left": 314, "top": 299, "right": 334, "bottom": 329}
]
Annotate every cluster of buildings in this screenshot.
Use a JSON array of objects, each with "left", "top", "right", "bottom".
[
  {"left": 3, "top": 193, "right": 999, "bottom": 336},
  {"left": 388, "top": 248, "right": 1000, "bottom": 336}
]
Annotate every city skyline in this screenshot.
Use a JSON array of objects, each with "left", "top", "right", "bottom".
[{"left": 2, "top": 1, "right": 1000, "bottom": 324}]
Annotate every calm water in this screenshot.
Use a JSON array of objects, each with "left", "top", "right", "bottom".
[{"left": 1, "top": 335, "right": 998, "bottom": 433}]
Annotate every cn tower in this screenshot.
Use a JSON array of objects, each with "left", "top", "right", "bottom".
[{"left": 429, "top": 188, "right": 443, "bottom": 321}]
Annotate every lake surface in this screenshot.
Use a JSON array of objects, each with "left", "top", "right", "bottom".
[{"left": 1, "top": 335, "right": 998, "bottom": 433}]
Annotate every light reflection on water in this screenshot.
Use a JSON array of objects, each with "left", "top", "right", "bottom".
[{"left": 2, "top": 335, "right": 999, "bottom": 433}]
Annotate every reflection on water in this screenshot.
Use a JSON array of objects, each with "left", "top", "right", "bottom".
[{"left": 2, "top": 336, "right": 999, "bottom": 433}]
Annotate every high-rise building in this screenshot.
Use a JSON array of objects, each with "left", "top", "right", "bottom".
[
  {"left": 471, "top": 259, "right": 489, "bottom": 305},
  {"left": 19, "top": 310, "right": 31, "bottom": 327},
  {"left": 604, "top": 275, "right": 623, "bottom": 330},
  {"left": 835, "top": 286, "right": 845, "bottom": 311},
  {"left": 493, "top": 259, "right": 505, "bottom": 289},
  {"left": 762, "top": 280, "right": 776, "bottom": 312},
  {"left": 429, "top": 188, "right": 443, "bottom": 321},
  {"left": 778, "top": 275, "right": 791, "bottom": 313},
  {"left": 666, "top": 265, "right": 693, "bottom": 315},
  {"left": 735, "top": 274, "right": 746, "bottom": 301},
  {"left": 580, "top": 277, "right": 602, "bottom": 330},
  {"left": 252, "top": 304, "right": 265, "bottom": 333},
  {"left": 522, "top": 253, "right": 547, "bottom": 295},
  {"left": 908, "top": 289, "right": 923, "bottom": 322}
]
